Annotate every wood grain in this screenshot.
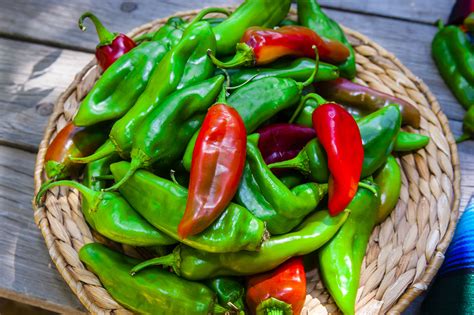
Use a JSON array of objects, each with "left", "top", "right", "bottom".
[{"left": 0, "top": 145, "right": 84, "bottom": 314}]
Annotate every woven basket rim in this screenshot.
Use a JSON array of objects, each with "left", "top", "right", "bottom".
[{"left": 32, "top": 7, "right": 461, "bottom": 315}]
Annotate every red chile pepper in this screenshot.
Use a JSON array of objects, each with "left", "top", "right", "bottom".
[
  {"left": 79, "top": 12, "right": 136, "bottom": 71},
  {"left": 246, "top": 257, "right": 306, "bottom": 315},
  {"left": 44, "top": 122, "right": 109, "bottom": 180},
  {"left": 257, "top": 123, "right": 315, "bottom": 175},
  {"left": 313, "top": 103, "right": 364, "bottom": 216},
  {"left": 178, "top": 103, "right": 247, "bottom": 239},
  {"left": 315, "top": 78, "right": 421, "bottom": 128},
  {"left": 208, "top": 25, "right": 349, "bottom": 68}
]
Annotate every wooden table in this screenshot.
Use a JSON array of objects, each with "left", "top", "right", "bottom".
[{"left": 0, "top": 0, "right": 472, "bottom": 313}]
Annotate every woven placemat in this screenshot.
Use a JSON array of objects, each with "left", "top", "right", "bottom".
[{"left": 32, "top": 7, "right": 461, "bottom": 315}]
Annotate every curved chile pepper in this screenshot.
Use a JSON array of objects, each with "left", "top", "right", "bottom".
[
  {"left": 374, "top": 156, "right": 401, "bottom": 224},
  {"left": 105, "top": 76, "right": 225, "bottom": 191},
  {"left": 44, "top": 122, "right": 109, "bottom": 180},
  {"left": 213, "top": 0, "right": 291, "bottom": 56},
  {"left": 236, "top": 134, "right": 328, "bottom": 235},
  {"left": 393, "top": 131, "right": 430, "bottom": 151},
  {"left": 178, "top": 103, "right": 246, "bottom": 239},
  {"left": 79, "top": 243, "right": 227, "bottom": 314},
  {"left": 78, "top": 12, "right": 136, "bottom": 71},
  {"left": 246, "top": 257, "right": 306, "bottom": 315},
  {"left": 315, "top": 78, "right": 421, "bottom": 128},
  {"left": 204, "top": 277, "right": 246, "bottom": 312},
  {"left": 318, "top": 183, "right": 380, "bottom": 315},
  {"left": 130, "top": 209, "right": 349, "bottom": 280},
  {"left": 209, "top": 26, "right": 349, "bottom": 68},
  {"left": 73, "top": 17, "right": 186, "bottom": 126},
  {"left": 313, "top": 103, "right": 364, "bottom": 216},
  {"left": 110, "top": 161, "right": 267, "bottom": 253},
  {"left": 35, "top": 181, "right": 176, "bottom": 247},
  {"left": 227, "top": 58, "right": 339, "bottom": 87},
  {"left": 297, "top": 0, "right": 357, "bottom": 79}
]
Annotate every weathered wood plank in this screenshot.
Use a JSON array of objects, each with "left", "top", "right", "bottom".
[
  {"left": 0, "top": 145, "right": 84, "bottom": 314},
  {"left": 0, "top": 37, "right": 92, "bottom": 151},
  {"left": 318, "top": 0, "right": 455, "bottom": 24}
]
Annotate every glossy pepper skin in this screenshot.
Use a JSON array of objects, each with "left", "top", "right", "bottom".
[
  {"left": 130, "top": 209, "right": 348, "bottom": 280},
  {"left": 204, "top": 277, "right": 246, "bottom": 312},
  {"left": 236, "top": 134, "right": 328, "bottom": 235},
  {"left": 227, "top": 58, "right": 339, "bottom": 87},
  {"left": 35, "top": 181, "right": 176, "bottom": 247},
  {"left": 79, "top": 243, "right": 226, "bottom": 315},
  {"left": 297, "top": 0, "right": 356, "bottom": 79},
  {"left": 432, "top": 22, "right": 474, "bottom": 141},
  {"left": 269, "top": 105, "right": 401, "bottom": 182},
  {"left": 209, "top": 25, "right": 349, "bottom": 68},
  {"left": 318, "top": 183, "right": 380, "bottom": 315},
  {"left": 44, "top": 122, "right": 109, "bottom": 180},
  {"left": 107, "top": 76, "right": 225, "bottom": 191},
  {"left": 213, "top": 0, "right": 291, "bottom": 56},
  {"left": 78, "top": 12, "right": 136, "bottom": 71},
  {"left": 393, "top": 131, "right": 430, "bottom": 151},
  {"left": 179, "top": 104, "right": 246, "bottom": 239},
  {"left": 374, "top": 156, "right": 401, "bottom": 224},
  {"left": 110, "top": 161, "right": 266, "bottom": 253},
  {"left": 246, "top": 257, "right": 306, "bottom": 315},
  {"left": 315, "top": 78, "right": 421, "bottom": 128},
  {"left": 73, "top": 17, "right": 185, "bottom": 126},
  {"left": 313, "top": 103, "right": 364, "bottom": 216}
]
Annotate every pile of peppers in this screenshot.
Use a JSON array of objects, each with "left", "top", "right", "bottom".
[{"left": 36, "top": 1, "right": 431, "bottom": 314}]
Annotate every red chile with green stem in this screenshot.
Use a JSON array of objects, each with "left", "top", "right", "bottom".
[
  {"left": 79, "top": 243, "right": 227, "bottom": 314},
  {"left": 130, "top": 209, "right": 348, "bottom": 280},
  {"left": 110, "top": 161, "right": 267, "bottom": 253}
]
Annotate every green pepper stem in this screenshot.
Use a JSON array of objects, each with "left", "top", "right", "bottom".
[
  {"left": 436, "top": 19, "right": 444, "bottom": 30},
  {"left": 78, "top": 12, "right": 117, "bottom": 46},
  {"left": 133, "top": 31, "right": 157, "bottom": 43},
  {"left": 456, "top": 133, "right": 470, "bottom": 143},
  {"left": 226, "top": 73, "right": 259, "bottom": 90},
  {"left": 103, "top": 157, "right": 142, "bottom": 192},
  {"left": 70, "top": 140, "right": 116, "bottom": 164},
  {"left": 289, "top": 93, "right": 323, "bottom": 123},
  {"left": 208, "top": 43, "right": 255, "bottom": 68},
  {"left": 358, "top": 181, "right": 378, "bottom": 196},
  {"left": 300, "top": 46, "right": 320, "bottom": 88},
  {"left": 130, "top": 251, "right": 179, "bottom": 276},
  {"left": 35, "top": 180, "right": 98, "bottom": 208},
  {"left": 188, "top": 7, "right": 230, "bottom": 26},
  {"left": 256, "top": 297, "right": 292, "bottom": 315}
]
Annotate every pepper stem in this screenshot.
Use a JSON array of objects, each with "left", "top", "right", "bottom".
[
  {"left": 130, "top": 247, "right": 181, "bottom": 276},
  {"left": 103, "top": 156, "right": 143, "bottom": 192},
  {"left": 78, "top": 12, "right": 117, "bottom": 46},
  {"left": 267, "top": 154, "right": 307, "bottom": 174},
  {"left": 289, "top": 93, "right": 323, "bottom": 124},
  {"left": 70, "top": 140, "right": 116, "bottom": 164},
  {"left": 35, "top": 180, "right": 98, "bottom": 208},
  {"left": 188, "top": 7, "right": 230, "bottom": 26},
  {"left": 358, "top": 181, "right": 378, "bottom": 196},
  {"left": 256, "top": 297, "right": 293, "bottom": 315},
  {"left": 208, "top": 43, "right": 255, "bottom": 68},
  {"left": 300, "top": 45, "right": 320, "bottom": 88},
  {"left": 226, "top": 73, "right": 259, "bottom": 90},
  {"left": 456, "top": 133, "right": 470, "bottom": 143}
]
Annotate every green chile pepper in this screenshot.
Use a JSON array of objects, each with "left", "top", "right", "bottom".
[
  {"left": 279, "top": 173, "right": 304, "bottom": 189},
  {"left": 79, "top": 243, "right": 227, "bottom": 315},
  {"left": 227, "top": 58, "right": 339, "bottom": 86},
  {"left": 236, "top": 134, "right": 328, "bottom": 235},
  {"left": 106, "top": 75, "right": 225, "bottom": 191},
  {"left": 459, "top": 106, "right": 474, "bottom": 142},
  {"left": 110, "top": 161, "right": 267, "bottom": 253},
  {"left": 35, "top": 181, "right": 176, "bottom": 247},
  {"left": 393, "top": 131, "right": 430, "bottom": 151},
  {"left": 374, "top": 156, "right": 401, "bottom": 224},
  {"left": 292, "top": 93, "right": 327, "bottom": 126},
  {"left": 270, "top": 105, "right": 401, "bottom": 181},
  {"left": 130, "top": 209, "right": 349, "bottom": 280},
  {"left": 205, "top": 277, "right": 246, "bottom": 312},
  {"left": 318, "top": 183, "right": 380, "bottom": 315},
  {"left": 213, "top": 0, "right": 291, "bottom": 56},
  {"left": 297, "top": 0, "right": 356, "bottom": 79},
  {"left": 73, "top": 17, "right": 185, "bottom": 126}
]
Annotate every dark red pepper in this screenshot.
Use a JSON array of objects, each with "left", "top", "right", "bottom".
[
  {"left": 246, "top": 257, "right": 306, "bottom": 315},
  {"left": 178, "top": 103, "right": 247, "bottom": 239},
  {"left": 44, "top": 122, "right": 109, "bottom": 180},
  {"left": 448, "top": 0, "right": 474, "bottom": 25},
  {"left": 208, "top": 25, "right": 349, "bottom": 68},
  {"left": 312, "top": 103, "right": 364, "bottom": 216},
  {"left": 315, "top": 78, "right": 421, "bottom": 128},
  {"left": 79, "top": 12, "right": 136, "bottom": 71}
]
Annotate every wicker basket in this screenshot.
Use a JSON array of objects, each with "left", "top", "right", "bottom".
[{"left": 33, "top": 7, "right": 461, "bottom": 315}]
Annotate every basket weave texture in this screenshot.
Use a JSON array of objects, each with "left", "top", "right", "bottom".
[{"left": 33, "top": 8, "right": 461, "bottom": 315}]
